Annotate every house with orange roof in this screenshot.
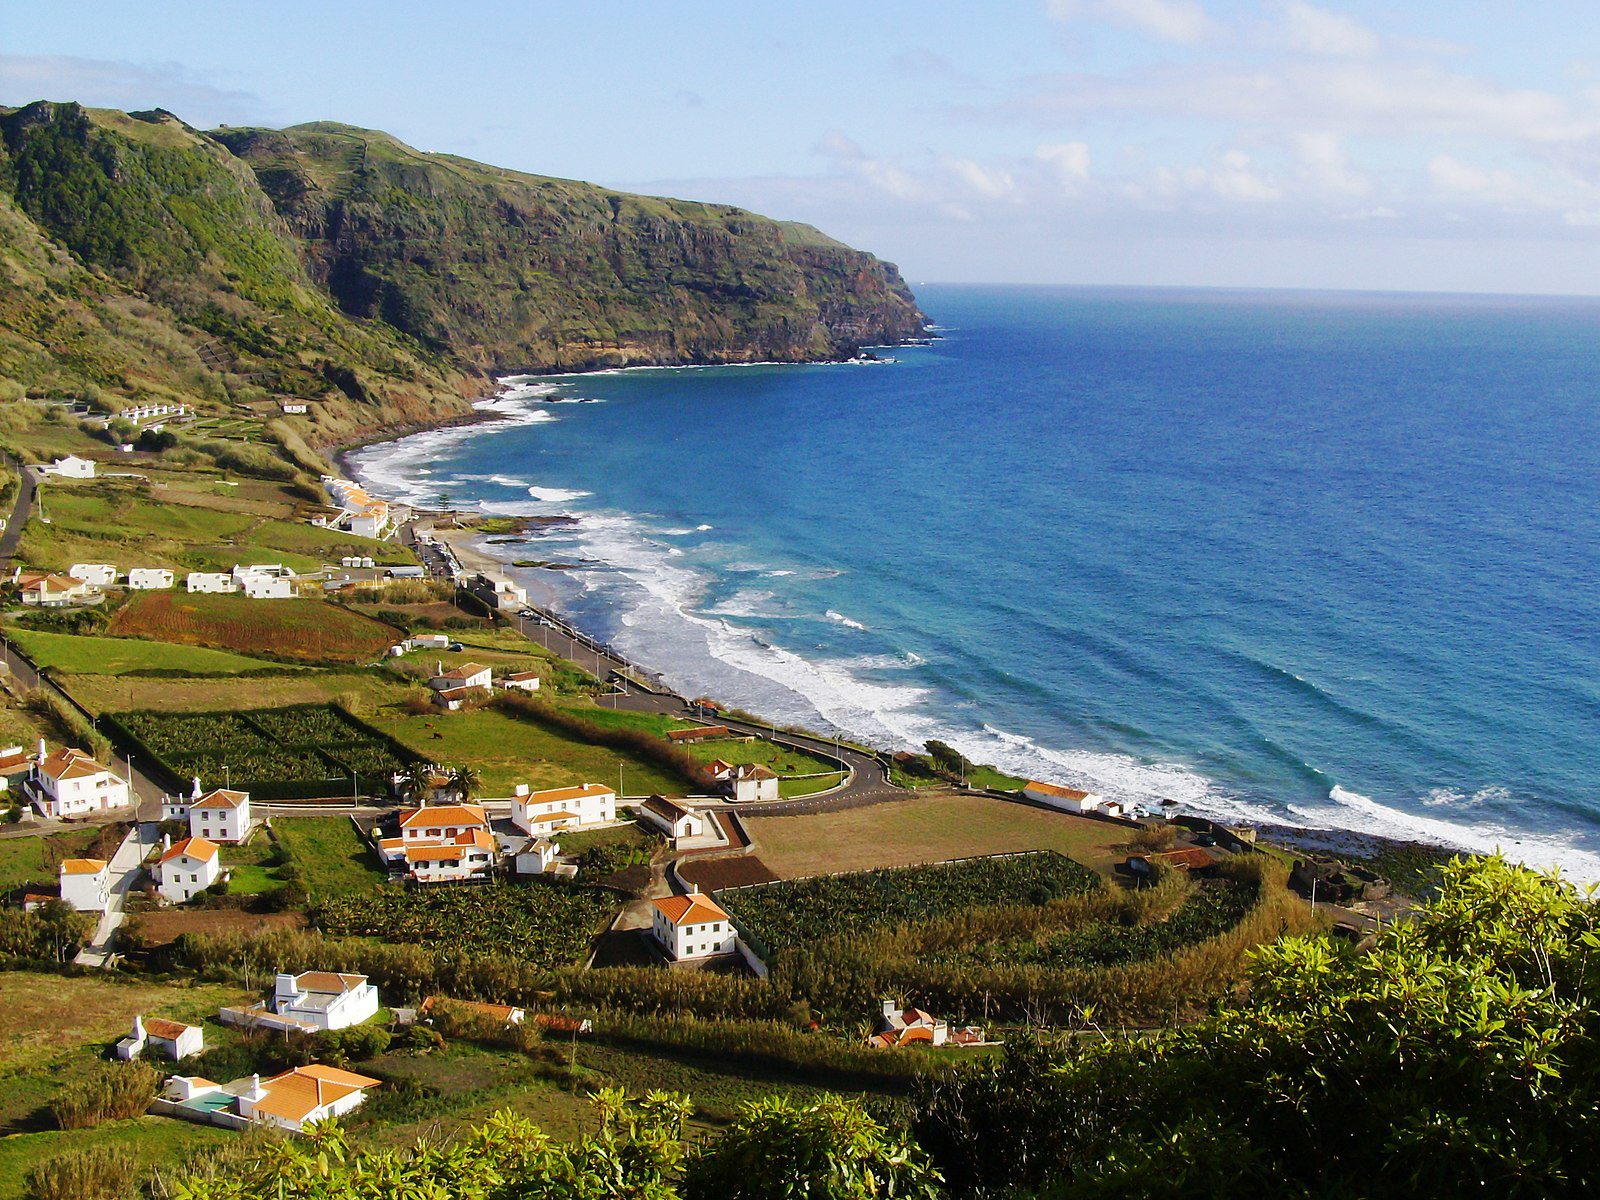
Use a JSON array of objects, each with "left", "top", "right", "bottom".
[
  {"left": 501, "top": 670, "right": 542, "bottom": 693},
  {"left": 178, "top": 784, "right": 253, "bottom": 843},
  {"left": 511, "top": 782, "right": 616, "bottom": 836},
  {"left": 865, "top": 999, "right": 986, "bottom": 1049},
  {"left": 379, "top": 802, "right": 497, "bottom": 882},
  {"left": 272, "top": 969, "right": 380, "bottom": 1030},
  {"left": 420, "top": 995, "right": 526, "bottom": 1026},
  {"left": 428, "top": 662, "right": 493, "bottom": 692},
  {"left": 58, "top": 857, "right": 110, "bottom": 912},
  {"left": 156, "top": 835, "right": 221, "bottom": 903},
  {"left": 18, "top": 572, "right": 94, "bottom": 607},
  {"left": 162, "top": 1065, "right": 381, "bottom": 1133},
  {"left": 650, "top": 888, "right": 737, "bottom": 962},
  {"left": 1023, "top": 779, "right": 1108, "bottom": 815},
  {"left": 116, "top": 1013, "right": 204, "bottom": 1061},
  {"left": 0, "top": 744, "right": 34, "bottom": 794},
  {"left": 27, "top": 742, "right": 132, "bottom": 818},
  {"left": 666, "top": 724, "right": 730, "bottom": 744}
]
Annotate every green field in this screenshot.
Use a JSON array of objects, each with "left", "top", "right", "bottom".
[
  {"left": 371, "top": 706, "right": 690, "bottom": 797},
  {"left": 11, "top": 629, "right": 297, "bottom": 676},
  {"left": 0, "top": 829, "right": 101, "bottom": 893},
  {"left": 557, "top": 703, "right": 841, "bottom": 778},
  {"left": 271, "top": 816, "right": 385, "bottom": 900}
]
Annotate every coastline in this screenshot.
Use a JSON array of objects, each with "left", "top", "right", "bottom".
[{"left": 338, "top": 356, "right": 1600, "bottom": 886}]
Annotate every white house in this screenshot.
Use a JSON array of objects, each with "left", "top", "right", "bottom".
[
  {"left": 43, "top": 455, "right": 96, "bottom": 479},
  {"left": 321, "top": 476, "right": 393, "bottom": 540},
  {"left": 127, "top": 568, "right": 175, "bottom": 590},
  {"left": 186, "top": 572, "right": 237, "bottom": 594},
  {"left": 865, "top": 1000, "right": 985, "bottom": 1049},
  {"left": 240, "top": 573, "right": 295, "bottom": 599},
  {"left": 67, "top": 563, "right": 118, "bottom": 587},
  {"left": 17, "top": 572, "right": 93, "bottom": 607},
  {"left": 407, "top": 634, "right": 451, "bottom": 651},
  {"left": 430, "top": 687, "right": 473, "bottom": 712},
  {"left": 486, "top": 576, "right": 527, "bottom": 612},
  {"left": 272, "top": 970, "right": 380, "bottom": 1031},
  {"left": 279, "top": 401, "right": 309, "bottom": 415},
  {"left": 725, "top": 764, "right": 779, "bottom": 804},
  {"left": 377, "top": 803, "right": 496, "bottom": 883},
  {"left": 1023, "top": 780, "right": 1108, "bottom": 814},
  {"left": 58, "top": 857, "right": 110, "bottom": 912},
  {"left": 650, "top": 889, "right": 737, "bottom": 961},
  {"left": 29, "top": 744, "right": 132, "bottom": 818},
  {"left": 501, "top": 671, "right": 542, "bottom": 693},
  {"left": 169, "top": 1065, "right": 381, "bottom": 1133},
  {"left": 638, "top": 795, "right": 706, "bottom": 841},
  {"left": 157, "top": 836, "right": 221, "bottom": 903},
  {"left": 188, "top": 786, "right": 252, "bottom": 843},
  {"left": 116, "top": 1014, "right": 204, "bottom": 1061},
  {"left": 512, "top": 783, "right": 616, "bottom": 836},
  {"left": 428, "top": 662, "right": 492, "bottom": 692},
  {"left": 512, "top": 835, "right": 560, "bottom": 875}
]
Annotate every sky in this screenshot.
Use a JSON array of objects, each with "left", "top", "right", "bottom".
[{"left": 5, "top": 0, "right": 1600, "bottom": 293}]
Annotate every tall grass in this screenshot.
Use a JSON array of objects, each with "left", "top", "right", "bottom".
[
  {"left": 48, "top": 1061, "right": 159, "bottom": 1130},
  {"left": 24, "top": 1145, "right": 137, "bottom": 1200}
]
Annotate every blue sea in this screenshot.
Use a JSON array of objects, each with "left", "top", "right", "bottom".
[{"left": 353, "top": 285, "right": 1600, "bottom": 877}]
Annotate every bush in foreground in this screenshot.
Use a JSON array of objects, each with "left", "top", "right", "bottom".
[{"left": 24, "top": 1144, "right": 136, "bottom": 1200}]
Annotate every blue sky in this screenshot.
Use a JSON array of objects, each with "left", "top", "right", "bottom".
[{"left": 5, "top": 1, "right": 1600, "bottom": 292}]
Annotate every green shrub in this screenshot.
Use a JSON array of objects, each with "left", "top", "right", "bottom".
[
  {"left": 48, "top": 1061, "right": 159, "bottom": 1129},
  {"left": 23, "top": 1144, "right": 137, "bottom": 1200}
]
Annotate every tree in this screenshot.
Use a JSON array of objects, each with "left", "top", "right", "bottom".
[
  {"left": 685, "top": 1095, "right": 943, "bottom": 1200},
  {"left": 448, "top": 764, "right": 483, "bottom": 804},
  {"left": 402, "top": 760, "right": 436, "bottom": 802}
]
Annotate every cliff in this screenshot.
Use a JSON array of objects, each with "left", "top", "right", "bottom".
[{"left": 0, "top": 101, "right": 923, "bottom": 444}]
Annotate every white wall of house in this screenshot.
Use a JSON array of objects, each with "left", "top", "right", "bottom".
[
  {"left": 241, "top": 575, "right": 295, "bottom": 599},
  {"left": 32, "top": 760, "right": 132, "bottom": 819},
  {"left": 190, "top": 796, "right": 250, "bottom": 843},
  {"left": 47, "top": 455, "right": 96, "bottom": 478},
  {"left": 651, "top": 906, "right": 737, "bottom": 961},
  {"left": 59, "top": 862, "right": 109, "bottom": 911},
  {"left": 159, "top": 850, "right": 220, "bottom": 903},
  {"left": 67, "top": 564, "right": 117, "bottom": 586},
  {"left": 731, "top": 774, "right": 779, "bottom": 804},
  {"left": 272, "top": 973, "right": 381, "bottom": 1031},
  {"left": 127, "top": 568, "right": 175, "bottom": 589},
  {"left": 186, "top": 572, "right": 237, "bottom": 594},
  {"left": 512, "top": 784, "right": 616, "bottom": 834}
]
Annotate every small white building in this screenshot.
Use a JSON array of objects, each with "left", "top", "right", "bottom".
[
  {"left": 1023, "top": 780, "right": 1108, "bottom": 814},
  {"left": 240, "top": 574, "right": 295, "bottom": 599},
  {"left": 501, "top": 671, "right": 542, "bottom": 693},
  {"left": 116, "top": 1014, "right": 204, "bottom": 1061},
  {"left": 407, "top": 634, "right": 451, "bottom": 651},
  {"left": 29, "top": 744, "right": 132, "bottom": 818},
  {"left": 725, "top": 764, "right": 780, "bottom": 804},
  {"left": 638, "top": 795, "right": 706, "bottom": 841},
  {"left": 172, "top": 1065, "right": 381, "bottom": 1133},
  {"left": 186, "top": 572, "right": 237, "bottom": 594},
  {"left": 58, "top": 857, "right": 110, "bottom": 912},
  {"left": 487, "top": 576, "right": 527, "bottom": 612},
  {"left": 157, "top": 836, "right": 221, "bottom": 903},
  {"left": 513, "top": 835, "right": 560, "bottom": 875},
  {"left": 512, "top": 783, "right": 617, "bottom": 836},
  {"left": 43, "top": 455, "right": 96, "bottom": 479},
  {"left": 67, "top": 563, "right": 118, "bottom": 587},
  {"left": 279, "top": 401, "right": 309, "bottom": 415},
  {"left": 272, "top": 970, "right": 380, "bottom": 1031},
  {"left": 430, "top": 686, "right": 473, "bottom": 712},
  {"left": 650, "top": 889, "right": 737, "bottom": 961},
  {"left": 428, "top": 662, "right": 492, "bottom": 692},
  {"left": 127, "top": 568, "right": 175, "bottom": 590},
  {"left": 188, "top": 786, "right": 252, "bottom": 843}
]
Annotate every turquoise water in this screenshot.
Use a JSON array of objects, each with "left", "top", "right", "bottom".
[{"left": 353, "top": 285, "right": 1600, "bottom": 875}]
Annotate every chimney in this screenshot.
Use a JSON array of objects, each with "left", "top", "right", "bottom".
[
  {"left": 37, "top": 737, "right": 46, "bottom": 762},
  {"left": 132, "top": 1014, "right": 145, "bottom": 1040},
  {"left": 161, "top": 833, "right": 171, "bottom": 852},
  {"left": 243, "top": 1073, "right": 265, "bottom": 1102},
  {"left": 883, "top": 998, "right": 898, "bottom": 1019},
  {"left": 191, "top": 775, "right": 202, "bottom": 800},
  {"left": 514, "top": 783, "right": 529, "bottom": 797},
  {"left": 690, "top": 883, "right": 700, "bottom": 895},
  {"left": 274, "top": 972, "right": 297, "bottom": 1003}
]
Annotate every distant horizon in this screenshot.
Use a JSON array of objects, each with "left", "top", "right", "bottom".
[{"left": 6, "top": 0, "right": 1600, "bottom": 295}]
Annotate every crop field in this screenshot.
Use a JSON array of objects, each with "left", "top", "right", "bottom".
[
  {"left": 106, "top": 704, "right": 414, "bottom": 798},
  {"left": 272, "top": 817, "right": 386, "bottom": 898},
  {"left": 316, "top": 880, "right": 618, "bottom": 965},
  {"left": 716, "top": 851, "right": 1100, "bottom": 959},
  {"left": 930, "top": 878, "right": 1259, "bottom": 970},
  {"left": 108, "top": 591, "right": 396, "bottom": 664},
  {"left": 745, "top": 793, "right": 1136, "bottom": 878}
]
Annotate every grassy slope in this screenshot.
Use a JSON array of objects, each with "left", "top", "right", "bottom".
[
  {"left": 106, "top": 591, "right": 397, "bottom": 664},
  {"left": 10, "top": 629, "right": 298, "bottom": 675},
  {"left": 271, "top": 815, "right": 386, "bottom": 899}
]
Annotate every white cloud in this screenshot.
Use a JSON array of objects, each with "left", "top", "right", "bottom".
[
  {"left": 0, "top": 54, "right": 266, "bottom": 127},
  {"left": 1047, "top": 0, "right": 1219, "bottom": 45},
  {"left": 1426, "top": 154, "right": 1539, "bottom": 205},
  {"left": 944, "top": 157, "right": 1018, "bottom": 199},
  {"left": 1280, "top": 2, "right": 1381, "bottom": 57},
  {"left": 1292, "top": 131, "right": 1370, "bottom": 196},
  {"left": 1035, "top": 141, "right": 1093, "bottom": 189}
]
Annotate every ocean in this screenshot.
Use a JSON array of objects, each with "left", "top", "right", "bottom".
[{"left": 351, "top": 284, "right": 1600, "bottom": 878}]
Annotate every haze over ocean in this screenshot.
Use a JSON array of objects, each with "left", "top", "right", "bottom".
[{"left": 353, "top": 285, "right": 1600, "bottom": 877}]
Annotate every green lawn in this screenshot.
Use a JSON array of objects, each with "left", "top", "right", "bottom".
[
  {"left": 371, "top": 706, "right": 690, "bottom": 797},
  {"left": 779, "top": 772, "right": 848, "bottom": 798},
  {"left": 271, "top": 816, "right": 385, "bottom": 900},
  {"left": 0, "top": 829, "right": 100, "bottom": 893},
  {"left": 555, "top": 703, "right": 840, "bottom": 777},
  {"left": 11, "top": 630, "right": 297, "bottom": 677}
]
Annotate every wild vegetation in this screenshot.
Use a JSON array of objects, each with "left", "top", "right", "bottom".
[{"left": 107, "top": 593, "right": 395, "bottom": 665}]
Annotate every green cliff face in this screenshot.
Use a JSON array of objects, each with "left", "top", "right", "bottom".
[
  {"left": 212, "top": 122, "right": 924, "bottom": 372},
  {"left": 0, "top": 101, "right": 923, "bottom": 442}
]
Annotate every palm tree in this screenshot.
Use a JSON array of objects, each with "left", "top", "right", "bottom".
[
  {"left": 402, "top": 761, "right": 435, "bottom": 803},
  {"left": 447, "top": 764, "right": 482, "bottom": 804}
]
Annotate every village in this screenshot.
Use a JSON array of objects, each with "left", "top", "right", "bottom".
[{"left": 0, "top": 403, "right": 1403, "bottom": 1190}]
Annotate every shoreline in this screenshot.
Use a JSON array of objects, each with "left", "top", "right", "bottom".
[{"left": 338, "top": 368, "right": 1600, "bottom": 886}]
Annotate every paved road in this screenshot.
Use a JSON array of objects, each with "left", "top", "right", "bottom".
[
  {"left": 0, "top": 459, "right": 39, "bottom": 560},
  {"left": 75, "top": 820, "right": 159, "bottom": 967}
]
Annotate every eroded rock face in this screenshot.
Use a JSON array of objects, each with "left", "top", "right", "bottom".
[{"left": 213, "top": 122, "right": 925, "bottom": 373}]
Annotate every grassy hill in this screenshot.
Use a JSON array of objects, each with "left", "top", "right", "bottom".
[{"left": 0, "top": 101, "right": 923, "bottom": 447}]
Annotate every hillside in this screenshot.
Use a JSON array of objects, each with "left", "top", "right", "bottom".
[
  {"left": 213, "top": 121, "right": 923, "bottom": 371},
  {"left": 0, "top": 101, "right": 923, "bottom": 449}
]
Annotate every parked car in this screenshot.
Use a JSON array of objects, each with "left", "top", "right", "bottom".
[{"left": 447, "top": 642, "right": 465, "bottom": 653}]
